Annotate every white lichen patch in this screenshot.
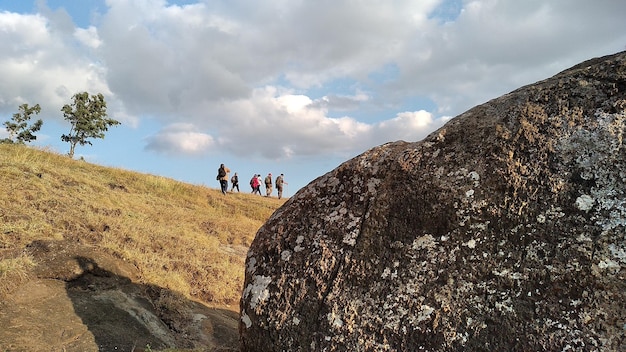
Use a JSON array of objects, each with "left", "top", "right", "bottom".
[
  {"left": 495, "top": 298, "right": 515, "bottom": 314},
  {"left": 281, "top": 250, "right": 292, "bottom": 261},
  {"left": 412, "top": 234, "right": 436, "bottom": 251},
  {"left": 327, "top": 312, "right": 344, "bottom": 328},
  {"left": 575, "top": 194, "right": 594, "bottom": 211},
  {"left": 367, "top": 178, "right": 382, "bottom": 194},
  {"left": 381, "top": 267, "right": 398, "bottom": 280},
  {"left": 493, "top": 269, "right": 526, "bottom": 280},
  {"left": 294, "top": 235, "right": 305, "bottom": 252},
  {"left": 468, "top": 171, "right": 480, "bottom": 181},
  {"left": 570, "top": 299, "right": 582, "bottom": 307},
  {"left": 464, "top": 239, "right": 477, "bottom": 249},
  {"left": 470, "top": 222, "right": 490, "bottom": 231},
  {"left": 327, "top": 205, "right": 348, "bottom": 223},
  {"left": 342, "top": 213, "right": 362, "bottom": 246},
  {"left": 241, "top": 311, "right": 252, "bottom": 329},
  {"left": 560, "top": 110, "right": 626, "bottom": 233},
  {"left": 608, "top": 243, "right": 626, "bottom": 263},
  {"left": 597, "top": 259, "right": 620, "bottom": 271},
  {"left": 466, "top": 189, "right": 475, "bottom": 197},
  {"left": 342, "top": 232, "right": 358, "bottom": 246},
  {"left": 246, "top": 257, "right": 257, "bottom": 274},
  {"left": 539, "top": 206, "right": 566, "bottom": 223},
  {"left": 448, "top": 167, "right": 469, "bottom": 180},
  {"left": 243, "top": 275, "right": 272, "bottom": 309},
  {"left": 416, "top": 304, "right": 435, "bottom": 323}
]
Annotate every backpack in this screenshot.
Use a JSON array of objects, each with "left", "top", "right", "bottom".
[{"left": 217, "top": 167, "right": 226, "bottom": 179}]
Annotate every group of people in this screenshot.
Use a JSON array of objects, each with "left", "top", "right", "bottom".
[{"left": 217, "top": 164, "right": 288, "bottom": 199}]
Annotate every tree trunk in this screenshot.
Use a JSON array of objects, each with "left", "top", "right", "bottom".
[{"left": 68, "top": 142, "right": 76, "bottom": 158}]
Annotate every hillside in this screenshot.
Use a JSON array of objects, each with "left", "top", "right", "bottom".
[{"left": 0, "top": 143, "right": 286, "bottom": 351}]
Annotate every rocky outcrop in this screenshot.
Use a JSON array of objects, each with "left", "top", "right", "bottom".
[
  {"left": 0, "top": 240, "right": 240, "bottom": 351},
  {"left": 240, "top": 51, "right": 626, "bottom": 351}
]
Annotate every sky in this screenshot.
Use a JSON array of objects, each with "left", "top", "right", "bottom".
[{"left": 1, "top": 0, "right": 625, "bottom": 195}]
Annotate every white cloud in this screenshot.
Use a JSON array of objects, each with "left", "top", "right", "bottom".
[
  {"left": 183, "top": 86, "right": 444, "bottom": 160},
  {"left": 144, "top": 123, "right": 215, "bottom": 155},
  {"left": 97, "top": 0, "right": 253, "bottom": 118},
  {"left": 0, "top": 12, "right": 49, "bottom": 47},
  {"left": 389, "top": 0, "right": 626, "bottom": 114},
  {"left": 358, "top": 110, "right": 446, "bottom": 147},
  {"left": 0, "top": 11, "right": 110, "bottom": 120},
  {"left": 379, "top": 111, "right": 434, "bottom": 131},
  {"left": 74, "top": 26, "right": 101, "bottom": 49},
  {"left": 1, "top": 0, "right": 625, "bottom": 167},
  {"left": 310, "top": 93, "right": 370, "bottom": 111}
]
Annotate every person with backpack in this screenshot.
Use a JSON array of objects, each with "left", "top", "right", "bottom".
[
  {"left": 216, "top": 163, "right": 230, "bottom": 195},
  {"left": 256, "top": 174, "right": 263, "bottom": 195},
  {"left": 251, "top": 174, "right": 262, "bottom": 195},
  {"left": 264, "top": 173, "right": 273, "bottom": 197},
  {"left": 231, "top": 172, "right": 239, "bottom": 192},
  {"left": 275, "top": 173, "right": 287, "bottom": 199}
]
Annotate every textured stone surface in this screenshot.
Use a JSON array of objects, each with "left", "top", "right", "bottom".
[{"left": 240, "top": 51, "right": 626, "bottom": 351}]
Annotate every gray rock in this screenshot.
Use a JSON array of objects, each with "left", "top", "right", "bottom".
[{"left": 240, "top": 51, "right": 626, "bottom": 351}]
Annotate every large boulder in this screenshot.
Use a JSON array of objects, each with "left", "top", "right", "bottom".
[{"left": 240, "top": 51, "right": 626, "bottom": 351}]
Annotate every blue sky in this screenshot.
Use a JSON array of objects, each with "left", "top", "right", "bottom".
[{"left": 1, "top": 0, "right": 625, "bottom": 195}]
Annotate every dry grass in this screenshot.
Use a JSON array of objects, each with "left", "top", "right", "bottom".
[
  {"left": 0, "top": 252, "right": 34, "bottom": 296},
  {"left": 0, "top": 143, "right": 285, "bottom": 306}
]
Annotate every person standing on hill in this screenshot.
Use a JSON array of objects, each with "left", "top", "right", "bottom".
[
  {"left": 251, "top": 174, "right": 261, "bottom": 195},
  {"left": 231, "top": 172, "right": 239, "bottom": 192},
  {"left": 264, "top": 173, "right": 273, "bottom": 197},
  {"left": 275, "top": 173, "right": 287, "bottom": 199},
  {"left": 217, "top": 163, "right": 230, "bottom": 195},
  {"left": 256, "top": 174, "right": 263, "bottom": 195},
  {"left": 250, "top": 174, "right": 256, "bottom": 193}
]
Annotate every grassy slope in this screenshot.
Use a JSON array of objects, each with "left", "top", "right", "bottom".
[{"left": 0, "top": 143, "right": 285, "bottom": 307}]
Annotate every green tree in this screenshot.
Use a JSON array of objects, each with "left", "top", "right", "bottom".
[
  {"left": 2, "top": 103, "right": 43, "bottom": 144},
  {"left": 61, "top": 92, "right": 120, "bottom": 158}
]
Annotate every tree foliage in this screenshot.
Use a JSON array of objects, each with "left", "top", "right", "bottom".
[
  {"left": 2, "top": 103, "right": 43, "bottom": 144},
  {"left": 61, "top": 92, "right": 120, "bottom": 158}
]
